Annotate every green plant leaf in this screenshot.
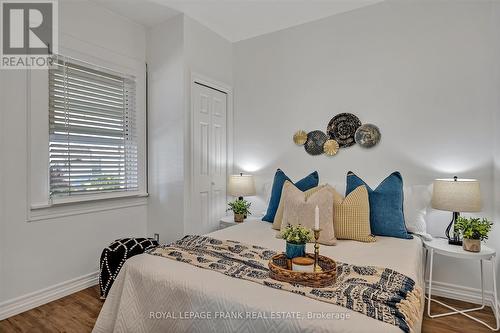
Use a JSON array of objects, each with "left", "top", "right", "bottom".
[
  {"left": 280, "top": 224, "right": 313, "bottom": 244},
  {"left": 227, "top": 199, "right": 252, "bottom": 215},
  {"left": 454, "top": 217, "right": 493, "bottom": 241}
]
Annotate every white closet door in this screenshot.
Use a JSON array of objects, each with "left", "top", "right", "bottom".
[{"left": 193, "top": 83, "right": 227, "bottom": 233}]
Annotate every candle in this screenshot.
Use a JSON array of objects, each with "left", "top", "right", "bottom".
[{"left": 314, "top": 205, "right": 319, "bottom": 230}]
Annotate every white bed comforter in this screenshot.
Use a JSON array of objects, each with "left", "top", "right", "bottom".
[{"left": 93, "top": 220, "right": 424, "bottom": 333}]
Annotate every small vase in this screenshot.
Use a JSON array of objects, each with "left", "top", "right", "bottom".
[
  {"left": 285, "top": 242, "right": 306, "bottom": 259},
  {"left": 463, "top": 239, "right": 481, "bottom": 252},
  {"left": 234, "top": 213, "right": 244, "bottom": 223}
]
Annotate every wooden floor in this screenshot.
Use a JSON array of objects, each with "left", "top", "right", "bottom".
[
  {"left": 0, "top": 286, "right": 103, "bottom": 333},
  {"left": 0, "top": 286, "right": 497, "bottom": 333}
]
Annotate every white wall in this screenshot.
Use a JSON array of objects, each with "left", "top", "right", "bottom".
[
  {"left": 0, "top": 1, "right": 148, "bottom": 305},
  {"left": 183, "top": 16, "right": 233, "bottom": 234},
  {"left": 493, "top": 0, "right": 500, "bottom": 299},
  {"left": 147, "top": 15, "right": 186, "bottom": 244},
  {"left": 0, "top": 56, "right": 6, "bottom": 304},
  {"left": 183, "top": 15, "right": 233, "bottom": 86},
  {"left": 146, "top": 14, "right": 233, "bottom": 241},
  {"left": 233, "top": 1, "right": 499, "bottom": 298}
]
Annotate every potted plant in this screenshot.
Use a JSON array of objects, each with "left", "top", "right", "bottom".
[
  {"left": 227, "top": 199, "right": 251, "bottom": 222},
  {"left": 455, "top": 217, "right": 493, "bottom": 252},
  {"left": 281, "top": 224, "right": 313, "bottom": 259}
]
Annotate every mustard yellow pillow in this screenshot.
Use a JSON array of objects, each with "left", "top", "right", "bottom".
[
  {"left": 330, "top": 185, "right": 375, "bottom": 242},
  {"left": 272, "top": 181, "right": 325, "bottom": 230}
]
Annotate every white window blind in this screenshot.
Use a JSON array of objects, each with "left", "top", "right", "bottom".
[{"left": 49, "top": 55, "right": 138, "bottom": 198}]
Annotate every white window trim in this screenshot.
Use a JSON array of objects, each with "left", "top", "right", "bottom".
[
  {"left": 32, "top": 191, "right": 149, "bottom": 209},
  {"left": 29, "top": 195, "right": 148, "bottom": 222},
  {"left": 27, "top": 40, "right": 147, "bottom": 221}
]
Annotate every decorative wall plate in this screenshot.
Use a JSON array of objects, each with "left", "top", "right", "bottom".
[
  {"left": 304, "top": 130, "right": 328, "bottom": 155},
  {"left": 327, "top": 113, "right": 361, "bottom": 148},
  {"left": 293, "top": 130, "right": 308, "bottom": 145},
  {"left": 323, "top": 139, "right": 339, "bottom": 156},
  {"left": 355, "top": 124, "right": 381, "bottom": 148}
]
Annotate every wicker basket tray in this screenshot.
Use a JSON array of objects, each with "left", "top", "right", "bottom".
[{"left": 268, "top": 253, "right": 337, "bottom": 288}]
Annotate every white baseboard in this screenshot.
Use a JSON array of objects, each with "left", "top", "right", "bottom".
[
  {"left": 426, "top": 280, "right": 500, "bottom": 313},
  {"left": 0, "top": 271, "right": 99, "bottom": 321}
]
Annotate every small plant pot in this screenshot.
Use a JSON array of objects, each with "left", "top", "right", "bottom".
[
  {"left": 285, "top": 242, "right": 306, "bottom": 259},
  {"left": 234, "top": 213, "right": 244, "bottom": 223},
  {"left": 463, "top": 238, "right": 481, "bottom": 252}
]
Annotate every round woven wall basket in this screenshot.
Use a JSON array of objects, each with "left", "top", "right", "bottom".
[
  {"left": 304, "top": 130, "right": 328, "bottom": 155},
  {"left": 354, "top": 124, "right": 381, "bottom": 148},
  {"left": 327, "top": 113, "right": 361, "bottom": 148},
  {"left": 323, "top": 139, "right": 340, "bottom": 156},
  {"left": 293, "top": 130, "right": 308, "bottom": 145}
]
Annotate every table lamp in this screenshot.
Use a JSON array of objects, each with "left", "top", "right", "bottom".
[
  {"left": 228, "top": 173, "right": 256, "bottom": 201},
  {"left": 228, "top": 173, "right": 256, "bottom": 219},
  {"left": 431, "top": 176, "right": 482, "bottom": 245}
]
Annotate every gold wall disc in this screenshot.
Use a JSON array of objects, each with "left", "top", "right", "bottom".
[
  {"left": 293, "top": 130, "right": 307, "bottom": 145},
  {"left": 323, "top": 139, "right": 339, "bottom": 156}
]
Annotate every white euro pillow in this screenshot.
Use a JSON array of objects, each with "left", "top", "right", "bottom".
[{"left": 403, "top": 185, "right": 433, "bottom": 240}]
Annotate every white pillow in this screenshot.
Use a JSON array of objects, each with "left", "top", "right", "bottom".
[
  {"left": 263, "top": 181, "right": 272, "bottom": 204},
  {"left": 403, "top": 185, "right": 433, "bottom": 240},
  {"left": 261, "top": 181, "right": 273, "bottom": 215}
]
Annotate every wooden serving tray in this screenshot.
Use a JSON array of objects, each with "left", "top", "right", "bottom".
[{"left": 268, "top": 253, "right": 337, "bottom": 288}]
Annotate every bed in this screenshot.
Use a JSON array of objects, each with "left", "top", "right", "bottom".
[{"left": 93, "top": 220, "right": 425, "bottom": 333}]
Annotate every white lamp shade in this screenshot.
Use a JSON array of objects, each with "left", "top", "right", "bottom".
[
  {"left": 228, "top": 174, "right": 256, "bottom": 197},
  {"left": 431, "top": 178, "right": 481, "bottom": 212}
]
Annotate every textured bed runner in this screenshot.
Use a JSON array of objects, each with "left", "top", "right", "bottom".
[{"left": 148, "top": 235, "right": 421, "bottom": 333}]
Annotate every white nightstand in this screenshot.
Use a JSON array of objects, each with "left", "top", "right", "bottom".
[
  {"left": 424, "top": 238, "right": 499, "bottom": 330},
  {"left": 219, "top": 215, "right": 262, "bottom": 230}
]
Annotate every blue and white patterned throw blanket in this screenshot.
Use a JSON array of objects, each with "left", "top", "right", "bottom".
[{"left": 148, "top": 235, "right": 421, "bottom": 333}]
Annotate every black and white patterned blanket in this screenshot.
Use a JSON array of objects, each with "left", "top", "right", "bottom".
[
  {"left": 148, "top": 235, "right": 421, "bottom": 333},
  {"left": 99, "top": 238, "right": 158, "bottom": 298}
]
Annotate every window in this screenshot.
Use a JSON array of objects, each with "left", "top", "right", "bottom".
[{"left": 48, "top": 55, "right": 138, "bottom": 199}]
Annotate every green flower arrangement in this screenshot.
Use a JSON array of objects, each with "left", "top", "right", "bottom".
[
  {"left": 227, "top": 199, "right": 251, "bottom": 215},
  {"left": 455, "top": 217, "right": 493, "bottom": 241},
  {"left": 281, "top": 224, "right": 313, "bottom": 245}
]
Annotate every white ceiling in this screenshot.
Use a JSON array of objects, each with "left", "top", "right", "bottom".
[
  {"left": 91, "top": 0, "right": 382, "bottom": 42},
  {"left": 90, "top": 0, "right": 181, "bottom": 28}
]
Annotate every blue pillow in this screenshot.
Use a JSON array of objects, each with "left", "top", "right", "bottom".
[
  {"left": 346, "top": 171, "right": 412, "bottom": 239},
  {"left": 262, "top": 169, "right": 319, "bottom": 222}
]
